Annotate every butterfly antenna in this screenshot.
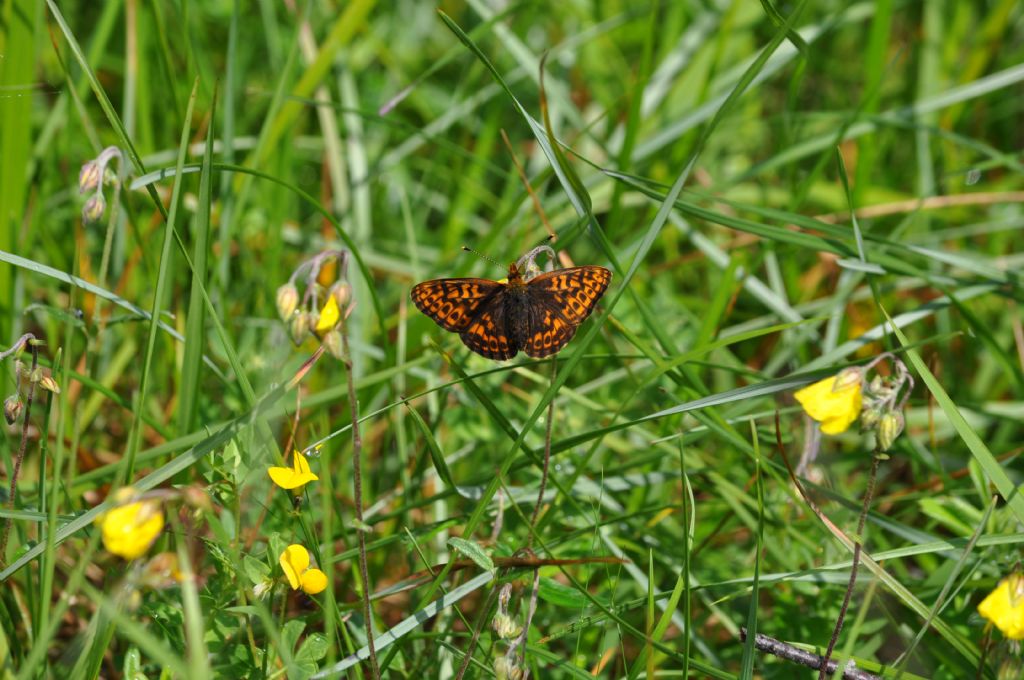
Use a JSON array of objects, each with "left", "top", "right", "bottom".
[{"left": 461, "top": 245, "right": 504, "bottom": 270}]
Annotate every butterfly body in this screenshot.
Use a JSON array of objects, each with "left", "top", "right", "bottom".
[{"left": 412, "top": 263, "right": 611, "bottom": 361}]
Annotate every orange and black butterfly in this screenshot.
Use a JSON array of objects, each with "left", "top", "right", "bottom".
[{"left": 411, "top": 263, "right": 612, "bottom": 360}]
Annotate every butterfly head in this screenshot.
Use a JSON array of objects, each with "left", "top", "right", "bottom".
[{"left": 506, "top": 262, "right": 525, "bottom": 286}]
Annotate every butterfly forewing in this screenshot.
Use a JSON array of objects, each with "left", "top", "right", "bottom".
[
  {"left": 527, "top": 266, "right": 612, "bottom": 325},
  {"left": 410, "top": 278, "right": 503, "bottom": 332}
]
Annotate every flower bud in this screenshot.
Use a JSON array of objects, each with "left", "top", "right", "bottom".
[
  {"left": 998, "top": 658, "right": 1023, "bottom": 680},
  {"left": 491, "top": 612, "right": 522, "bottom": 640},
  {"left": 38, "top": 375, "right": 61, "bottom": 394},
  {"left": 82, "top": 193, "right": 107, "bottom": 224},
  {"left": 275, "top": 283, "right": 299, "bottom": 321},
  {"left": 876, "top": 410, "right": 904, "bottom": 452},
  {"left": 321, "top": 329, "right": 343, "bottom": 360},
  {"left": 331, "top": 282, "right": 352, "bottom": 309},
  {"left": 494, "top": 656, "right": 523, "bottom": 680},
  {"left": 78, "top": 160, "right": 102, "bottom": 194},
  {"left": 859, "top": 405, "right": 881, "bottom": 430},
  {"left": 4, "top": 394, "right": 23, "bottom": 425},
  {"left": 181, "top": 485, "right": 213, "bottom": 512},
  {"left": 289, "top": 312, "right": 310, "bottom": 345},
  {"left": 833, "top": 367, "right": 863, "bottom": 391}
]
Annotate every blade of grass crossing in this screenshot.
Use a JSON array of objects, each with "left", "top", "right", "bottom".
[
  {"left": 121, "top": 79, "right": 198, "bottom": 483},
  {"left": 0, "top": 0, "right": 38, "bottom": 339},
  {"left": 178, "top": 89, "right": 218, "bottom": 435},
  {"left": 885, "top": 307, "right": 1024, "bottom": 525}
]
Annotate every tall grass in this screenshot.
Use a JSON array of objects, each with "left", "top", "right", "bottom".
[{"left": 1, "top": 1, "right": 1023, "bottom": 678}]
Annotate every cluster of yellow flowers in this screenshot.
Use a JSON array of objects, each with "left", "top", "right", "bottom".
[
  {"left": 274, "top": 250, "right": 352, "bottom": 359},
  {"left": 95, "top": 449, "right": 326, "bottom": 598},
  {"left": 794, "top": 358, "right": 912, "bottom": 452}
]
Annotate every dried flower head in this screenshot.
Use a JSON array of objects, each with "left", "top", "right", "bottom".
[{"left": 3, "top": 394, "right": 23, "bottom": 425}]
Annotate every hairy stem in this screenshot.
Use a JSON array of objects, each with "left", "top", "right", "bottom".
[
  {"left": 1, "top": 344, "right": 39, "bottom": 564},
  {"left": 741, "top": 629, "right": 881, "bottom": 680},
  {"left": 341, "top": 324, "right": 379, "bottom": 679},
  {"left": 818, "top": 452, "right": 881, "bottom": 679},
  {"left": 528, "top": 357, "right": 557, "bottom": 548}
]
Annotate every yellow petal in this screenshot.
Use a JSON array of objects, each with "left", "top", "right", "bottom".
[
  {"left": 292, "top": 451, "right": 319, "bottom": 483},
  {"left": 268, "top": 452, "right": 319, "bottom": 490},
  {"left": 280, "top": 545, "right": 310, "bottom": 590},
  {"left": 99, "top": 499, "right": 165, "bottom": 560},
  {"left": 268, "top": 465, "right": 301, "bottom": 489},
  {"left": 978, "top": 575, "right": 1024, "bottom": 640},
  {"left": 794, "top": 375, "right": 862, "bottom": 435},
  {"left": 315, "top": 296, "right": 340, "bottom": 333},
  {"left": 300, "top": 568, "right": 328, "bottom": 595}
]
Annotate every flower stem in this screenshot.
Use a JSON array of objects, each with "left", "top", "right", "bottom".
[
  {"left": 527, "top": 357, "right": 557, "bottom": 549},
  {"left": 740, "top": 629, "right": 881, "bottom": 680},
  {"left": 818, "top": 451, "right": 881, "bottom": 680},
  {"left": 340, "top": 323, "right": 379, "bottom": 679},
  {"left": 0, "top": 343, "right": 39, "bottom": 564}
]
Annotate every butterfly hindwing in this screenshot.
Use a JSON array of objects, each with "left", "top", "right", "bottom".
[
  {"left": 459, "top": 302, "right": 517, "bottom": 360},
  {"left": 526, "top": 266, "right": 612, "bottom": 325},
  {"left": 520, "top": 299, "right": 577, "bottom": 358},
  {"left": 410, "top": 278, "right": 503, "bottom": 332}
]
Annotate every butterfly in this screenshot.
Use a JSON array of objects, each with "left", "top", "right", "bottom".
[{"left": 411, "top": 263, "right": 612, "bottom": 360}]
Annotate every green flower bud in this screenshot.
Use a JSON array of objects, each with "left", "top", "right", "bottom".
[
  {"left": 321, "top": 329, "right": 343, "bottom": 360},
  {"left": 998, "top": 658, "right": 1023, "bottom": 680},
  {"left": 275, "top": 283, "right": 299, "bottom": 321},
  {"left": 491, "top": 612, "right": 522, "bottom": 640},
  {"left": 876, "top": 410, "right": 904, "bottom": 452},
  {"left": 833, "top": 367, "right": 863, "bottom": 390},
  {"left": 331, "top": 282, "right": 351, "bottom": 309},
  {"left": 38, "top": 375, "right": 61, "bottom": 394},
  {"left": 859, "top": 405, "right": 881, "bottom": 430},
  {"left": 494, "top": 656, "right": 523, "bottom": 680},
  {"left": 289, "top": 312, "right": 310, "bottom": 345}
]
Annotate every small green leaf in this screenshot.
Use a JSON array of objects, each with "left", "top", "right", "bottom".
[
  {"left": 282, "top": 619, "right": 306, "bottom": 653},
  {"left": 537, "top": 577, "right": 591, "bottom": 608},
  {"left": 243, "top": 555, "right": 270, "bottom": 585},
  {"left": 446, "top": 537, "right": 494, "bottom": 572}
]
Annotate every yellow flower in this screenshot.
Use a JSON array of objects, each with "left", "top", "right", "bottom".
[
  {"left": 279, "top": 544, "right": 328, "bottom": 595},
  {"left": 314, "top": 295, "right": 341, "bottom": 334},
  {"left": 268, "top": 451, "right": 319, "bottom": 491},
  {"left": 794, "top": 371, "right": 863, "bottom": 435},
  {"left": 978, "top": 574, "right": 1024, "bottom": 640},
  {"left": 97, "top": 488, "right": 165, "bottom": 560}
]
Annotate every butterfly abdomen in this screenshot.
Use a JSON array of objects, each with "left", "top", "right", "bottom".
[{"left": 504, "top": 285, "right": 534, "bottom": 351}]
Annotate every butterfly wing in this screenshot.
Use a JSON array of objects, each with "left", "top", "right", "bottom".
[
  {"left": 459, "top": 301, "right": 518, "bottom": 360},
  {"left": 520, "top": 266, "right": 612, "bottom": 358},
  {"left": 411, "top": 278, "right": 504, "bottom": 332}
]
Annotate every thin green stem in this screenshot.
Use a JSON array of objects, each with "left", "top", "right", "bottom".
[{"left": 818, "top": 452, "right": 882, "bottom": 679}]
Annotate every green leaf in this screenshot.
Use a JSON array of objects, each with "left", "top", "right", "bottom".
[{"left": 446, "top": 537, "right": 494, "bottom": 573}]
